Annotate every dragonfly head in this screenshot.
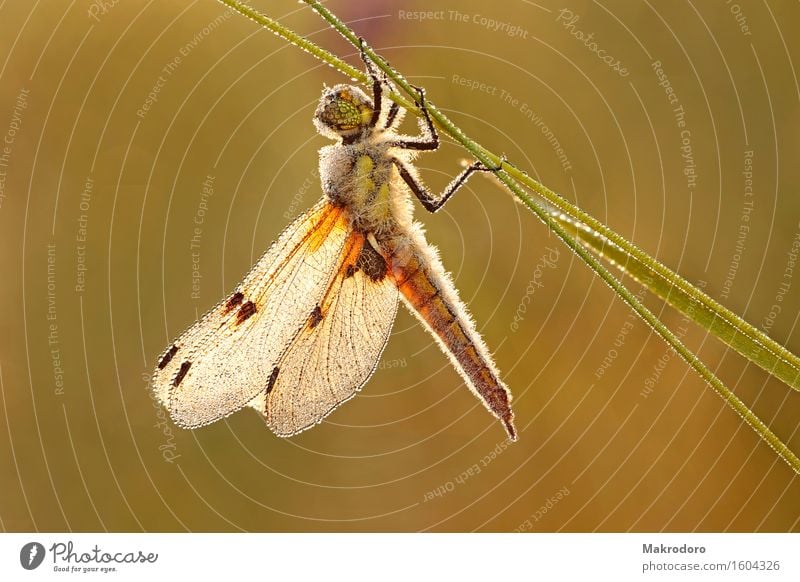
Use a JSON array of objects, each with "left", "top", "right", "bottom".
[{"left": 314, "top": 84, "right": 374, "bottom": 140}]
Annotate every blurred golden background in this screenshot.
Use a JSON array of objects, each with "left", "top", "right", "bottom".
[{"left": 1, "top": 0, "right": 798, "bottom": 532}]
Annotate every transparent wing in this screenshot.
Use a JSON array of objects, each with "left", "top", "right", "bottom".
[
  {"left": 151, "top": 199, "right": 351, "bottom": 428},
  {"left": 247, "top": 234, "right": 399, "bottom": 436}
]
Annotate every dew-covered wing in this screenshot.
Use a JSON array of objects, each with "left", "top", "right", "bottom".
[
  {"left": 247, "top": 234, "right": 398, "bottom": 436},
  {"left": 151, "top": 199, "right": 351, "bottom": 428}
]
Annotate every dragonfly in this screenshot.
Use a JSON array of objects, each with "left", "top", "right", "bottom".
[{"left": 151, "top": 42, "right": 516, "bottom": 440}]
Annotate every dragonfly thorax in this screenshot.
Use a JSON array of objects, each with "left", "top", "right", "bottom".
[{"left": 318, "top": 139, "right": 400, "bottom": 236}]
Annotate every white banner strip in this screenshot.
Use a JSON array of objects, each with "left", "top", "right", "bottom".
[{"left": 1, "top": 533, "right": 796, "bottom": 581}]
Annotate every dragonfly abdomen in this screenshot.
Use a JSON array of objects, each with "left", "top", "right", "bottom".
[{"left": 387, "top": 226, "right": 517, "bottom": 440}]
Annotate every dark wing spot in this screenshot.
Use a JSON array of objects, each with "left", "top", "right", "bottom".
[
  {"left": 223, "top": 291, "right": 244, "bottom": 314},
  {"left": 236, "top": 301, "right": 257, "bottom": 325},
  {"left": 308, "top": 305, "right": 323, "bottom": 329},
  {"left": 345, "top": 264, "right": 358, "bottom": 278},
  {"left": 266, "top": 367, "right": 279, "bottom": 395},
  {"left": 173, "top": 361, "right": 192, "bottom": 387},
  {"left": 157, "top": 344, "right": 178, "bottom": 369},
  {"left": 355, "top": 241, "right": 388, "bottom": 282}
]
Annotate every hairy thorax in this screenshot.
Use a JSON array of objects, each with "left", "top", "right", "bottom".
[{"left": 319, "top": 138, "right": 411, "bottom": 238}]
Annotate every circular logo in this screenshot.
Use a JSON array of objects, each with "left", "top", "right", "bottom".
[{"left": 19, "top": 542, "right": 46, "bottom": 570}]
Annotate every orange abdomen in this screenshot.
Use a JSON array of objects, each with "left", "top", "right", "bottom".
[{"left": 389, "top": 248, "right": 516, "bottom": 440}]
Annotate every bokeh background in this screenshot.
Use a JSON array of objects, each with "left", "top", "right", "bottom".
[{"left": 1, "top": 0, "right": 798, "bottom": 532}]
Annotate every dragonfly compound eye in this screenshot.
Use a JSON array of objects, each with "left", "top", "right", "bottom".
[{"left": 314, "top": 85, "right": 373, "bottom": 135}]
